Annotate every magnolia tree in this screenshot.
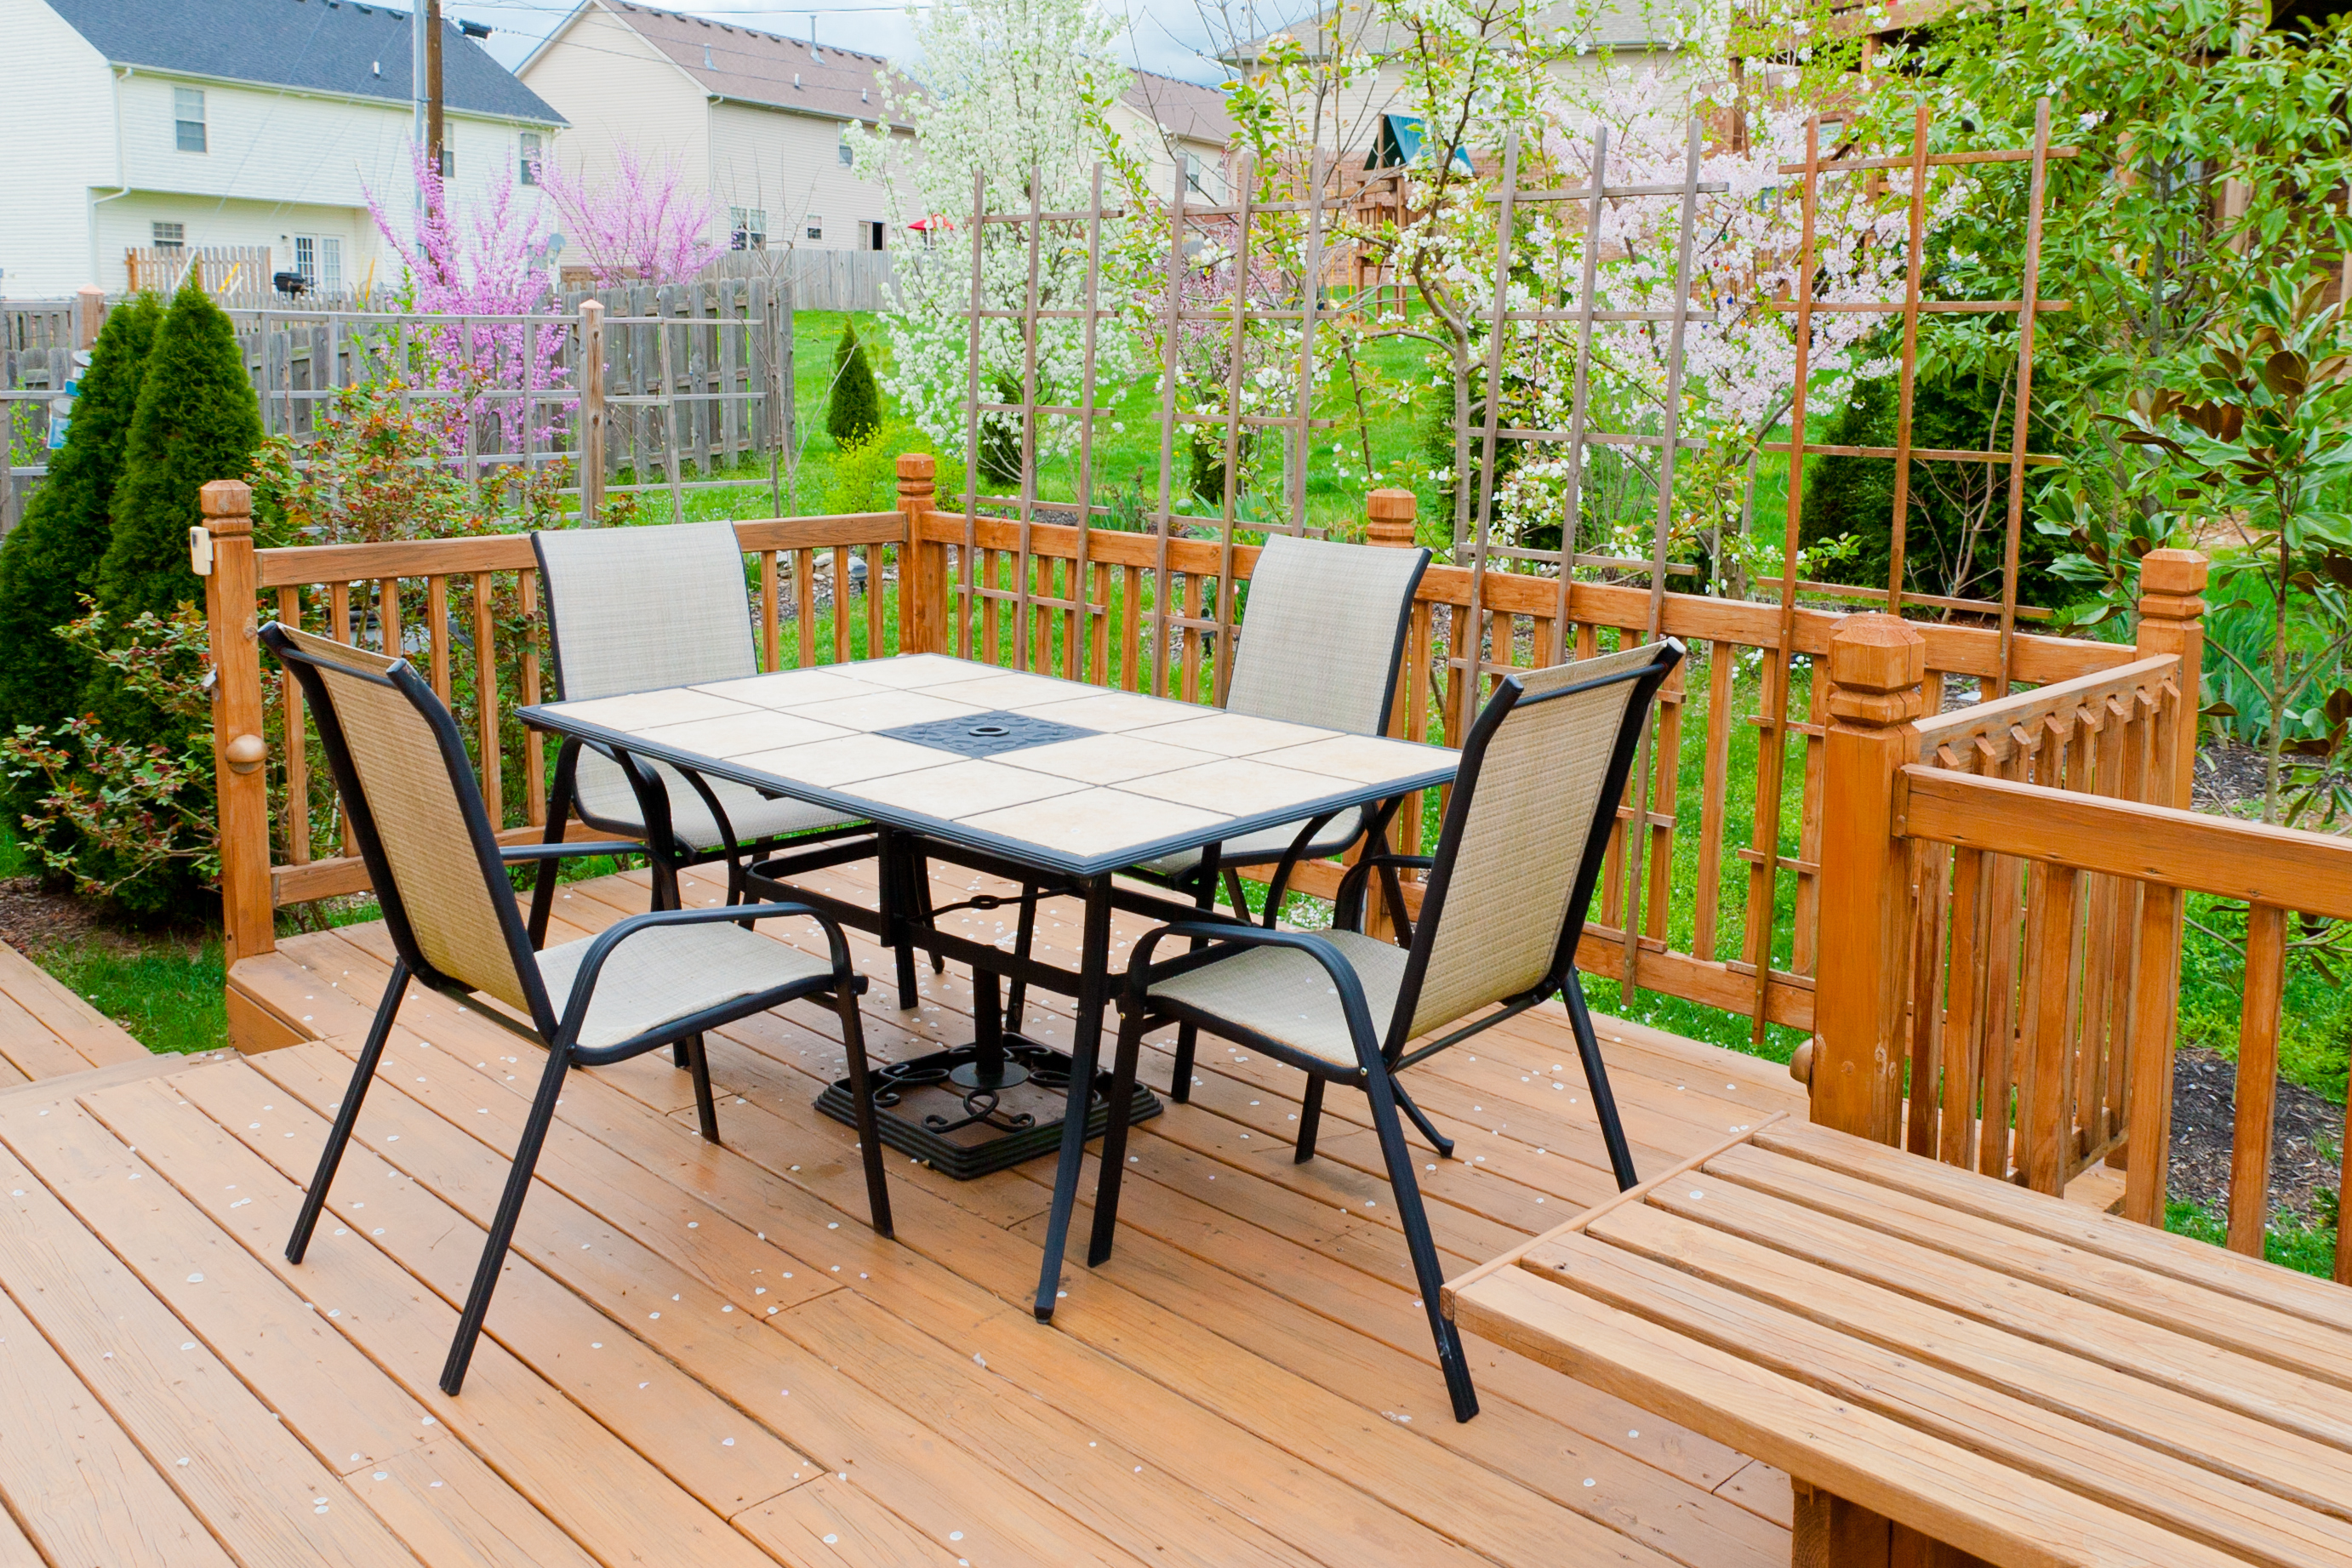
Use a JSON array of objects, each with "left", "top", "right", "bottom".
[
  {"left": 535, "top": 147, "right": 718, "bottom": 288},
  {"left": 365, "top": 149, "right": 570, "bottom": 457},
  {"left": 852, "top": 0, "right": 1144, "bottom": 478}
]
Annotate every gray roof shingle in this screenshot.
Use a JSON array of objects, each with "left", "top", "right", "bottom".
[
  {"left": 599, "top": 2, "right": 905, "bottom": 128},
  {"left": 44, "top": 0, "right": 565, "bottom": 124}
]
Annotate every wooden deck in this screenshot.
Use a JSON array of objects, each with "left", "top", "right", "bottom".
[
  {"left": 0, "top": 860, "right": 1810, "bottom": 1567},
  {"left": 0, "top": 940, "right": 151, "bottom": 1088}
]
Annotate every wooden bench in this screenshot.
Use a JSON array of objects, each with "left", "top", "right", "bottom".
[{"left": 1445, "top": 1114, "right": 2352, "bottom": 1568}]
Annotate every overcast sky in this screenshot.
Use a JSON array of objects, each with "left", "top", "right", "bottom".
[{"left": 460, "top": 0, "right": 1307, "bottom": 85}]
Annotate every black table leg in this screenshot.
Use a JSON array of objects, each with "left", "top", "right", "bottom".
[
  {"left": 879, "top": 828, "right": 920, "bottom": 1009},
  {"left": 1033, "top": 875, "right": 1113, "bottom": 1321}
]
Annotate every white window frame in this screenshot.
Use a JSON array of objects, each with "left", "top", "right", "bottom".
[
  {"left": 729, "top": 206, "right": 768, "bottom": 251},
  {"left": 519, "top": 132, "right": 541, "bottom": 185},
  {"left": 151, "top": 220, "right": 186, "bottom": 251},
  {"left": 805, "top": 213, "right": 823, "bottom": 242},
  {"left": 174, "top": 87, "right": 206, "bottom": 153},
  {"left": 294, "top": 235, "right": 317, "bottom": 286},
  {"left": 320, "top": 236, "right": 342, "bottom": 292}
]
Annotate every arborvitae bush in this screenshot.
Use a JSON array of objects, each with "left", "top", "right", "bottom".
[
  {"left": 827, "top": 320, "right": 882, "bottom": 447},
  {"left": 95, "top": 281, "right": 264, "bottom": 623},
  {"left": 0, "top": 294, "right": 162, "bottom": 750}
]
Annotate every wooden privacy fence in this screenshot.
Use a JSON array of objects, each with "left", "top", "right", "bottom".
[{"left": 1810, "top": 567, "right": 2352, "bottom": 1282}]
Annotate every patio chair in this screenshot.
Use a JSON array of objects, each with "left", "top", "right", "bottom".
[
  {"left": 1003, "top": 533, "right": 1430, "bottom": 1053},
  {"left": 1087, "top": 640, "right": 1683, "bottom": 1423},
  {"left": 262, "top": 622, "right": 893, "bottom": 1397},
  {"left": 528, "top": 521, "right": 937, "bottom": 1006}
]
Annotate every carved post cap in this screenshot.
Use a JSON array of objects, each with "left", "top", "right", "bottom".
[
  {"left": 895, "top": 452, "right": 936, "bottom": 485},
  {"left": 1364, "top": 488, "right": 1416, "bottom": 549},
  {"left": 2138, "top": 548, "right": 2209, "bottom": 618},
  {"left": 200, "top": 480, "right": 254, "bottom": 533},
  {"left": 1827, "top": 613, "right": 1928, "bottom": 726}
]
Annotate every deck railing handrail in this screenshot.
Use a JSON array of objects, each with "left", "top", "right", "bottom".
[{"left": 1813, "top": 583, "right": 2351, "bottom": 1287}]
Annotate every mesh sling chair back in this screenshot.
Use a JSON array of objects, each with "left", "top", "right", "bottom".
[
  {"left": 262, "top": 623, "right": 893, "bottom": 1396},
  {"left": 1087, "top": 639, "right": 1683, "bottom": 1423},
  {"left": 1003, "top": 533, "right": 1431, "bottom": 1033}
]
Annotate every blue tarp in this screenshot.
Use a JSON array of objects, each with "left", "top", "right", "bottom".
[{"left": 1367, "top": 113, "right": 1476, "bottom": 174}]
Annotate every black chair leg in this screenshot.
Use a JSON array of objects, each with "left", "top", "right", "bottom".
[
  {"left": 1563, "top": 971, "right": 1638, "bottom": 1190},
  {"left": 647, "top": 858, "right": 696, "bottom": 1067},
  {"left": 1391, "top": 1078, "right": 1455, "bottom": 1159},
  {"left": 1223, "top": 867, "right": 1250, "bottom": 920},
  {"left": 1362, "top": 1063, "right": 1480, "bottom": 1423},
  {"left": 1168, "top": 1025, "right": 1197, "bottom": 1103},
  {"left": 911, "top": 850, "right": 945, "bottom": 974},
  {"left": 442, "top": 1044, "right": 571, "bottom": 1396},
  {"left": 288, "top": 959, "right": 408, "bottom": 1263},
  {"left": 683, "top": 1032, "right": 720, "bottom": 1143},
  {"left": 831, "top": 985, "right": 893, "bottom": 1239},
  {"left": 1294, "top": 1075, "right": 1326, "bottom": 1163},
  {"left": 1006, "top": 882, "right": 1039, "bottom": 1023},
  {"left": 1087, "top": 1010, "right": 1150, "bottom": 1266},
  {"left": 526, "top": 750, "right": 579, "bottom": 949}
]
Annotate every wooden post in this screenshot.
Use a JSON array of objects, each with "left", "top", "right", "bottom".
[
  {"left": 578, "top": 299, "right": 607, "bottom": 525},
  {"left": 897, "top": 453, "right": 942, "bottom": 654},
  {"left": 203, "top": 481, "right": 274, "bottom": 966},
  {"left": 1810, "top": 614, "right": 1929, "bottom": 1143},
  {"left": 2132, "top": 548, "right": 2209, "bottom": 811},
  {"left": 74, "top": 285, "right": 106, "bottom": 351},
  {"left": 1364, "top": 487, "right": 1416, "bottom": 551}
]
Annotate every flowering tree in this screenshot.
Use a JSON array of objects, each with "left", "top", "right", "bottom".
[
  {"left": 850, "top": 0, "right": 1144, "bottom": 476},
  {"left": 365, "top": 147, "right": 570, "bottom": 457},
  {"left": 534, "top": 146, "right": 718, "bottom": 288}
]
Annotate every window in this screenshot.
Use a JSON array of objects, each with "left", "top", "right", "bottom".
[
  {"left": 867, "top": 220, "right": 884, "bottom": 251},
  {"left": 805, "top": 213, "right": 822, "bottom": 242},
  {"left": 151, "top": 220, "right": 185, "bottom": 251},
  {"left": 174, "top": 86, "right": 206, "bottom": 152},
  {"left": 519, "top": 132, "right": 541, "bottom": 185},
  {"left": 729, "top": 206, "right": 767, "bottom": 251},
  {"left": 437, "top": 138, "right": 455, "bottom": 179},
  {"left": 838, "top": 129, "right": 853, "bottom": 168},
  {"left": 294, "top": 235, "right": 316, "bottom": 285},
  {"left": 320, "top": 236, "right": 342, "bottom": 291}
]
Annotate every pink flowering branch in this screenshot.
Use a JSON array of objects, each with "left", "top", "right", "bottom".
[{"left": 534, "top": 145, "right": 719, "bottom": 288}]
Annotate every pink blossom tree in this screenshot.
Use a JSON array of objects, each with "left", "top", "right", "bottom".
[
  {"left": 534, "top": 146, "right": 719, "bottom": 287},
  {"left": 365, "top": 147, "right": 571, "bottom": 459}
]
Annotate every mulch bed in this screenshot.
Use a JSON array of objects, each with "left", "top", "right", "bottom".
[
  {"left": 2169, "top": 1044, "right": 2343, "bottom": 1223},
  {"left": 0, "top": 875, "right": 100, "bottom": 957}
]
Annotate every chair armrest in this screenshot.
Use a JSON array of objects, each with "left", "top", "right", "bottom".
[
  {"left": 551, "top": 901, "right": 856, "bottom": 1038},
  {"left": 500, "top": 841, "right": 643, "bottom": 864},
  {"left": 1128, "top": 921, "right": 1385, "bottom": 1071}
]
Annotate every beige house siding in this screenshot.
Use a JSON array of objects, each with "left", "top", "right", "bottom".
[{"left": 519, "top": 1, "right": 711, "bottom": 202}]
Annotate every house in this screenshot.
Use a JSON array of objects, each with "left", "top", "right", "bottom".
[
  {"left": 0, "top": 0, "right": 565, "bottom": 297},
  {"left": 517, "top": 0, "right": 913, "bottom": 255},
  {"left": 1112, "top": 71, "right": 1238, "bottom": 206}
]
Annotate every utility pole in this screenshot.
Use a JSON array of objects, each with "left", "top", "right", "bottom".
[{"left": 425, "top": 0, "right": 446, "bottom": 189}]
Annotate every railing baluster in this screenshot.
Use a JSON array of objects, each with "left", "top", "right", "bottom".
[
  {"left": 761, "top": 550, "right": 781, "bottom": 670},
  {"left": 2122, "top": 881, "right": 2183, "bottom": 1225},
  {"left": 471, "top": 572, "right": 501, "bottom": 829},
  {"left": 378, "top": 576, "right": 402, "bottom": 659},
  {"left": 277, "top": 585, "right": 310, "bottom": 865},
  {"left": 1905, "top": 838, "right": 1950, "bottom": 1156},
  {"left": 832, "top": 545, "right": 853, "bottom": 664},
  {"left": 980, "top": 550, "right": 1002, "bottom": 667},
  {"left": 1089, "top": 561, "right": 1111, "bottom": 686},
  {"left": 330, "top": 581, "right": 359, "bottom": 858},
  {"left": 1121, "top": 563, "right": 1141, "bottom": 691},
  {"left": 796, "top": 548, "right": 817, "bottom": 667},
  {"left": 426, "top": 575, "right": 452, "bottom": 700},
  {"left": 1180, "top": 573, "right": 1203, "bottom": 701},
  {"left": 2019, "top": 859, "right": 2081, "bottom": 1194},
  {"left": 2227, "top": 904, "right": 2286, "bottom": 1256},
  {"left": 1693, "top": 639, "right": 1733, "bottom": 961},
  {"left": 868, "top": 543, "right": 888, "bottom": 659},
  {"left": 1939, "top": 842, "right": 1990, "bottom": 1166}
]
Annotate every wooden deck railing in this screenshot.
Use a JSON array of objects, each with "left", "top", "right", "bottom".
[
  {"left": 1812, "top": 596, "right": 2352, "bottom": 1284},
  {"left": 202, "top": 459, "right": 2206, "bottom": 1070}
]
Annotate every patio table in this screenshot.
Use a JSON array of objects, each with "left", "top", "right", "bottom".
[{"left": 522, "top": 652, "right": 1459, "bottom": 1320}]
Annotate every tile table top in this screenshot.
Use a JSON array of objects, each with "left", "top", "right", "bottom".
[{"left": 523, "top": 654, "right": 1459, "bottom": 878}]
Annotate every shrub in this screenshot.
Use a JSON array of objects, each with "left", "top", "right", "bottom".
[
  {"left": 0, "top": 294, "right": 163, "bottom": 750},
  {"left": 827, "top": 321, "right": 882, "bottom": 447},
  {"left": 95, "top": 280, "right": 264, "bottom": 623}
]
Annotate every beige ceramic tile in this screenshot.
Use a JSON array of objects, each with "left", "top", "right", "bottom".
[
  {"left": 694, "top": 670, "right": 892, "bottom": 708},
  {"left": 1253, "top": 733, "right": 1457, "bottom": 784},
  {"left": 788, "top": 690, "right": 985, "bottom": 732},
  {"left": 636, "top": 710, "right": 853, "bottom": 760},
  {"left": 553, "top": 687, "right": 754, "bottom": 732},
  {"left": 959, "top": 788, "right": 1227, "bottom": 860},
  {"left": 1127, "top": 710, "right": 1336, "bottom": 758},
  {"left": 923, "top": 670, "right": 1090, "bottom": 710},
  {"left": 848, "top": 758, "right": 1084, "bottom": 819},
  {"left": 1119, "top": 757, "right": 1351, "bottom": 818},
  {"left": 1010, "top": 691, "right": 1201, "bottom": 733},
  {"left": 996, "top": 733, "right": 1216, "bottom": 786},
  {"left": 835, "top": 653, "right": 984, "bottom": 689},
  {"left": 733, "top": 733, "right": 962, "bottom": 788}
]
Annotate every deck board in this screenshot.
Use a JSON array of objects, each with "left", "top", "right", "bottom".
[
  {"left": 0, "top": 866, "right": 1804, "bottom": 1567},
  {"left": 0, "top": 941, "right": 148, "bottom": 1083}
]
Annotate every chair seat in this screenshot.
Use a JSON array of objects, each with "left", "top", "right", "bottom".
[
  {"left": 1149, "top": 927, "right": 1410, "bottom": 1068},
  {"left": 538, "top": 920, "right": 834, "bottom": 1050},
  {"left": 1133, "top": 807, "right": 1364, "bottom": 878},
  {"left": 576, "top": 752, "right": 859, "bottom": 852}
]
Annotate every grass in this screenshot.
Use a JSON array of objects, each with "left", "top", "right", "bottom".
[
  {"left": 2165, "top": 1200, "right": 2340, "bottom": 1278},
  {"left": 0, "top": 818, "right": 227, "bottom": 1057}
]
